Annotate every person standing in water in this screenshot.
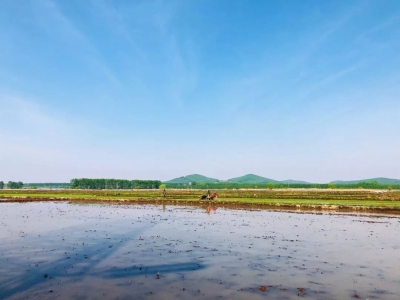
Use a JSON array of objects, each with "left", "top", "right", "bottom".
[{"left": 163, "top": 189, "right": 166, "bottom": 198}]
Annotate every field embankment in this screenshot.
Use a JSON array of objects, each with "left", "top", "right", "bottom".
[{"left": 1, "top": 189, "right": 400, "bottom": 212}]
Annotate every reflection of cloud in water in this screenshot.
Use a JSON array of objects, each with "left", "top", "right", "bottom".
[
  {"left": 100, "top": 262, "right": 206, "bottom": 279},
  {"left": 0, "top": 226, "right": 137, "bottom": 298}
]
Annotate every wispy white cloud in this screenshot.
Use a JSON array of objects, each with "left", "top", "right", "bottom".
[
  {"left": 32, "top": 0, "right": 122, "bottom": 87},
  {"left": 87, "top": 0, "right": 146, "bottom": 60},
  {"left": 355, "top": 15, "right": 400, "bottom": 45},
  {"left": 80, "top": 0, "right": 198, "bottom": 107},
  {"left": 281, "top": 3, "right": 365, "bottom": 73},
  {"left": 0, "top": 95, "right": 69, "bottom": 137},
  {"left": 320, "top": 66, "right": 357, "bottom": 86},
  {"left": 293, "top": 65, "right": 359, "bottom": 102}
]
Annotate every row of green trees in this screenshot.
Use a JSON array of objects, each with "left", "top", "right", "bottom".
[
  {"left": 1, "top": 179, "right": 397, "bottom": 190},
  {"left": 165, "top": 181, "right": 400, "bottom": 190},
  {"left": 70, "top": 178, "right": 162, "bottom": 189},
  {"left": 0, "top": 181, "right": 24, "bottom": 189}
]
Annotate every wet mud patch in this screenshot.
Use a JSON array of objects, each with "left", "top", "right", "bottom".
[{"left": 0, "top": 202, "right": 399, "bottom": 299}]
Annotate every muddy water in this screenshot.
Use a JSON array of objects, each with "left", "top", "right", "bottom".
[{"left": 0, "top": 202, "right": 399, "bottom": 299}]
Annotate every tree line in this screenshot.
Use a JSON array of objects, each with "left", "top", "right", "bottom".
[
  {"left": 70, "top": 178, "right": 162, "bottom": 189},
  {"left": 0, "top": 181, "right": 24, "bottom": 189},
  {"left": 1, "top": 179, "right": 397, "bottom": 190}
]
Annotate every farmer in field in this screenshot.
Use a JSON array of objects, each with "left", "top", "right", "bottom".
[
  {"left": 200, "top": 191, "right": 217, "bottom": 200},
  {"left": 162, "top": 189, "right": 166, "bottom": 198}
]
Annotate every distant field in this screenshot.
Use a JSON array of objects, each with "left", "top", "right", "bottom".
[{"left": 1, "top": 189, "right": 400, "bottom": 212}]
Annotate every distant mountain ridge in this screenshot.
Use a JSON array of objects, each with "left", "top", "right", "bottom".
[
  {"left": 227, "top": 174, "right": 279, "bottom": 184},
  {"left": 331, "top": 177, "right": 400, "bottom": 185},
  {"left": 165, "top": 174, "right": 400, "bottom": 185},
  {"left": 281, "top": 179, "right": 311, "bottom": 184},
  {"left": 164, "top": 174, "right": 313, "bottom": 185},
  {"left": 164, "top": 174, "right": 219, "bottom": 184}
]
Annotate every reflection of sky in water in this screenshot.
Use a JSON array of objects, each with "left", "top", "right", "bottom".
[{"left": 0, "top": 202, "right": 399, "bottom": 299}]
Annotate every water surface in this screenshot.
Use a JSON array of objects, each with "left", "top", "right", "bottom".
[{"left": 0, "top": 202, "right": 399, "bottom": 299}]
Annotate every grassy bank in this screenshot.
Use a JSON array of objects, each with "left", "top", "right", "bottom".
[{"left": 1, "top": 189, "right": 400, "bottom": 212}]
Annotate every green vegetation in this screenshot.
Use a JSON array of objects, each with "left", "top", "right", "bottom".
[
  {"left": 70, "top": 178, "right": 161, "bottom": 189},
  {"left": 0, "top": 181, "right": 4, "bottom": 189},
  {"left": 7, "top": 181, "right": 23, "bottom": 189},
  {"left": 1, "top": 189, "right": 400, "bottom": 212},
  {"left": 267, "top": 183, "right": 275, "bottom": 189}
]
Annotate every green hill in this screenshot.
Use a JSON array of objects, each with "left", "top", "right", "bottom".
[
  {"left": 281, "top": 179, "right": 311, "bottom": 184},
  {"left": 164, "top": 174, "right": 219, "bottom": 184},
  {"left": 331, "top": 177, "right": 400, "bottom": 185},
  {"left": 165, "top": 174, "right": 400, "bottom": 186},
  {"left": 227, "top": 174, "right": 279, "bottom": 184}
]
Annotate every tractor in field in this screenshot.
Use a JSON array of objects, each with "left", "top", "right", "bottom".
[{"left": 200, "top": 192, "right": 217, "bottom": 200}]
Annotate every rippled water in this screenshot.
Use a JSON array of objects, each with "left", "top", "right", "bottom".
[{"left": 0, "top": 202, "right": 399, "bottom": 299}]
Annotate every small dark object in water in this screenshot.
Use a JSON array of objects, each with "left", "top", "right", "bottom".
[{"left": 44, "top": 274, "right": 48, "bottom": 278}]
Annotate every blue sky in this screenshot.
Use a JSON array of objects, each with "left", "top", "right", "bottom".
[{"left": 1, "top": 0, "right": 399, "bottom": 183}]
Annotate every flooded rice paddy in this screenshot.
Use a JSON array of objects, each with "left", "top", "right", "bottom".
[{"left": 0, "top": 202, "right": 399, "bottom": 299}]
